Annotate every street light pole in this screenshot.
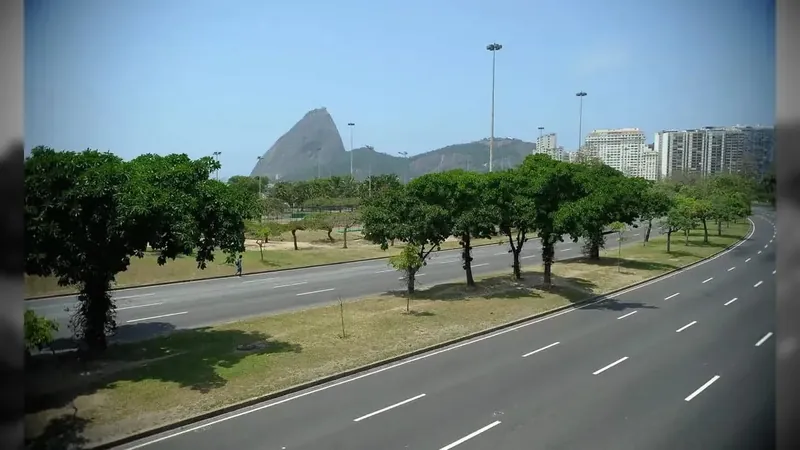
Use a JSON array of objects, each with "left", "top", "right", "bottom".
[
  {"left": 486, "top": 43, "right": 503, "bottom": 172},
  {"left": 347, "top": 122, "right": 355, "bottom": 177},
  {"left": 576, "top": 91, "right": 587, "bottom": 152},
  {"left": 256, "top": 156, "right": 263, "bottom": 196},
  {"left": 398, "top": 151, "right": 409, "bottom": 183},
  {"left": 212, "top": 151, "right": 221, "bottom": 180}
]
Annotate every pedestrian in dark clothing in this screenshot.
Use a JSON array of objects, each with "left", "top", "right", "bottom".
[{"left": 235, "top": 255, "right": 243, "bottom": 277}]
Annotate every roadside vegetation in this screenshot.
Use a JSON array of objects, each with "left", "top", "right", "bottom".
[{"left": 24, "top": 147, "right": 766, "bottom": 447}]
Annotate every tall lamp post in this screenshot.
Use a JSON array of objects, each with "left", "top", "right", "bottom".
[
  {"left": 486, "top": 42, "right": 503, "bottom": 172},
  {"left": 575, "top": 91, "right": 587, "bottom": 152},
  {"left": 398, "top": 151, "right": 409, "bottom": 183},
  {"left": 347, "top": 122, "right": 355, "bottom": 177},
  {"left": 212, "top": 151, "right": 221, "bottom": 180},
  {"left": 256, "top": 155, "right": 263, "bottom": 196}
]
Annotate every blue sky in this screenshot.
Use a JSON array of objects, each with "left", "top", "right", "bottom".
[{"left": 25, "top": 0, "right": 775, "bottom": 178}]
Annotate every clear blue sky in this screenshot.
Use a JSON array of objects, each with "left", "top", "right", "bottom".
[{"left": 25, "top": 0, "right": 775, "bottom": 178}]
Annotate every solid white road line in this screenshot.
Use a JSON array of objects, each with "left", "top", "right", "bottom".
[
  {"left": 126, "top": 311, "right": 188, "bottom": 323},
  {"left": 754, "top": 281, "right": 763, "bottom": 288},
  {"left": 494, "top": 251, "right": 508, "bottom": 256},
  {"left": 755, "top": 332, "right": 773, "bottom": 347},
  {"left": 724, "top": 298, "right": 738, "bottom": 306},
  {"left": 758, "top": 251, "right": 762, "bottom": 255},
  {"left": 746, "top": 258, "right": 751, "bottom": 262},
  {"left": 521, "top": 255, "right": 536, "bottom": 259},
  {"left": 702, "top": 277, "right": 713, "bottom": 284},
  {"left": 114, "top": 293, "right": 156, "bottom": 300},
  {"left": 728, "top": 267, "right": 735, "bottom": 272},
  {"left": 664, "top": 293, "right": 680, "bottom": 301},
  {"left": 765, "top": 244, "right": 768, "bottom": 248},
  {"left": 522, "top": 341, "right": 560, "bottom": 358},
  {"left": 685, "top": 376, "right": 721, "bottom": 402},
  {"left": 561, "top": 248, "right": 572, "bottom": 252},
  {"left": 123, "top": 219, "right": 757, "bottom": 450},
  {"left": 616, "top": 311, "right": 638, "bottom": 320},
  {"left": 273, "top": 282, "right": 308, "bottom": 289},
  {"left": 296, "top": 288, "right": 335, "bottom": 297},
  {"left": 472, "top": 263, "right": 489, "bottom": 268},
  {"left": 592, "top": 357, "right": 629, "bottom": 375},
  {"left": 773, "top": 270, "right": 776, "bottom": 275},
  {"left": 756, "top": 331, "right": 772, "bottom": 347},
  {"left": 374, "top": 269, "right": 395, "bottom": 273},
  {"left": 439, "top": 421, "right": 502, "bottom": 450},
  {"left": 676, "top": 321, "right": 697, "bottom": 333},
  {"left": 117, "top": 302, "right": 164, "bottom": 311},
  {"left": 353, "top": 394, "right": 426, "bottom": 422}
]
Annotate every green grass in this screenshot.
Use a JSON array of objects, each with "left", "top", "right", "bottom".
[
  {"left": 24, "top": 222, "right": 750, "bottom": 447},
  {"left": 24, "top": 228, "right": 505, "bottom": 298}
]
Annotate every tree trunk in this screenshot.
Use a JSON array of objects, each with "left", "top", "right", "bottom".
[
  {"left": 327, "top": 229, "right": 333, "bottom": 241},
  {"left": 667, "top": 230, "right": 672, "bottom": 252},
  {"left": 259, "top": 245, "right": 264, "bottom": 261},
  {"left": 291, "top": 230, "right": 299, "bottom": 250},
  {"left": 342, "top": 228, "right": 348, "bottom": 249},
  {"left": 541, "top": 239, "right": 555, "bottom": 288},
  {"left": 587, "top": 231, "right": 602, "bottom": 260},
  {"left": 644, "top": 219, "right": 652, "bottom": 244},
  {"left": 461, "top": 234, "right": 475, "bottom": 287},
  {"left": 406, "top": 268, "right": 416, "bottom": 296},
  {"left": 717, "top": 220, "right": 722, "bottom": 236},
  {"left": 390, "top": 239, "right": 395, "bottom": 247},
  {"left": 684, "top": 229, "right": 690, "bottom": 245},
  {"left": 701, "top": 218, "right": 709, "bottom": 243},
  {"left": 76, "top": 277, "right": 114, "bottom": 356}
]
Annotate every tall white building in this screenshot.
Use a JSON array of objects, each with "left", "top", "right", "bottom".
[
  {"left": 655, "top": 125, "right": 774, "bottom": 179},
  {"left": 535, "top": 133, "right": 558, "bottom": 154},
  {"left": 583, "top": 128, "right": 657, "bottom": 180}
]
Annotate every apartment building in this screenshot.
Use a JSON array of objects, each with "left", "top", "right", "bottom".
[
  {"left": 583, "top": 128, "right": 658, "bottom": 180},
  {"left": 655, "top": 125, "right": 774, "bottom": 179}
]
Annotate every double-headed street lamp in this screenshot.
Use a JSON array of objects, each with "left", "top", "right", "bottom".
[
  {"left": 256, "top": 155, "right": 263, "bottom": 196},
  {"left": 486, "top": 42, "right": 503, "bottom": 172},
  {"left": 347, "top": 122, "right": 356, "bottom": 177},
  {"left": 575, "top": 91, "right": 587, "bottom": 152}
]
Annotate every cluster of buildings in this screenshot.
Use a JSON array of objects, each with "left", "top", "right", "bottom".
[{"left": 534, "top": 125, "right": 774, "bottom": 182}]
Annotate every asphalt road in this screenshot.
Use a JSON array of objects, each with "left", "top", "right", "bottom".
[
  {"left": 30, "top": 228, "right": 662, "bottom": 343},
  {"left": 114, "top": 210, "right": 775, "bottom": 450}
]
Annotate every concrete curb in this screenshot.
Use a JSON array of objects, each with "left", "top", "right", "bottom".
[
  {"left": 25, "top": 240, "right": 507, "bottom": 301},
  {"left": 88, "top": 222, "right": 753, "bottom": 450}
]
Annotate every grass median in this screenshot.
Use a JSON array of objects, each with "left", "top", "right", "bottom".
[
  {"left": 25, "top": 223, "right": 750, "bottom": 447},
  {"left": 24, "top": 229, "right": 504, "bottom": 298}
]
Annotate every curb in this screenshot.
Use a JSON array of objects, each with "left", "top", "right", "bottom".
[
  {"left": 25, "top": 240, "right": 507, "bottom": 301},
  {"left": 88, "top": 221, "right": 753, "bottom": 450}
]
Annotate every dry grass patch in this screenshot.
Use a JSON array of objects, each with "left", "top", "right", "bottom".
[{"left": 24, "top": 223, "right": 749, "bottom": 447}]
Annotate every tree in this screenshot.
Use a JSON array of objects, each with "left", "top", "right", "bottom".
[
  {"left": 637, "top": 182, "right": 673, "bottom": 245},
  {"left": 25, "top": 147, "right": 253, "bottom": 353},
  {"left": 250, "top": 222, "right": 286, "bottom": 261},
  {"left": 389, "top": 244, "right": 424, "bottom": 312},
  {"left": 24, "top": 309, "right": 58, "bottom": 358},
  {"left": 484, "top": 169, "right": 537, "bottom": 280},
  {"left": 285, "top": 219, "right": 307, "bottom": 250},
  {"left": 361, "top": 184, "right": 451, "bottom": 294},
  {"left": 662, "top": 195, "right": 697, "bottom": 250},
  {"left": 227, "top": 175, "right": 267, "bottom": 196},
  {"left": 306, "top": 212, "right": 336, "bottom": 241},
  {"left": 560, "top": 162, "right": 643, "bottom": 260},
  {"left": 333, "top": 211, "right": 361, "bottom": 249},
  {"left": 609, "top": 221, "right": 626, "bottom": 272},
  {"left": 409, "top": 171, "right": 496, "bottom": 287},
  {"left": 519, "top": 155, "right": 583, "bottom": 287}
]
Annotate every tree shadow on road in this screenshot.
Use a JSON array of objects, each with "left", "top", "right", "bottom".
[{"left": 25, "top": 323, "right": 302, "bottom": 446}]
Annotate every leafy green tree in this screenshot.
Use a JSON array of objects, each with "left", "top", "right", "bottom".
[
  {"left": 24, "top": 309, "right": 58, "bottom": 357},
  {"left": 227, "top": 175, "right": 267, "bottom": 196},
  {"left": 519, "top": 155, "right": 582, "bottom": 286},
  {"left": 484, "top": 169, "right": 537, "bottom": 280},
  {"left": 359, "top": 173, "right": 402, "bottom": 200},
  {"left": 249, "top": 222, "right": 286, "bottom": 261},
  {"left": 410, "top": 170, "right": 496, "bottom": 287},
  {"left": 389, "top": 244, "right": 424, "bottom": 312},
  {"left": 560, "top": 162, "right": 643, "bottom": 260},
  {"left": 662, "top": 195, "right": 697, "bottom": 250},
  {"left": 361, "top": 184, "right": 450, "bottom": 294},
  {"left": 306, "top": 212, "right": 336, "bottom": 241},
  {"left": 637, "top": 182, "right": 673, "bottom": 245},
  {"left": 609, "top": 221, "right": 626, "bottom": 272},
  {"left": 25, "top": 147, "right": 252, "bottom": 353},
  {"left": 285, "top": 219, "right": 307, "bottom": 250}
]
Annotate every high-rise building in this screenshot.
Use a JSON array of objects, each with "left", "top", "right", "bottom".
[
  {"left": 535, "top": 133, "right": 558, "bottom": 154},
  {"left": 655, "top": 125, "right": 774, "bottom": 179},
  {"left": 583, "top": 128, "right": 657, "bottom": 180}
]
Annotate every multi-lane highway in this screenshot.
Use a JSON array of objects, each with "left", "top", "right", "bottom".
[
  {"left": 114, "top": 211, "right": 775, "bottom": 450},
  {"left": 30, "top": 229, "right": 659, "bottom": 343}
]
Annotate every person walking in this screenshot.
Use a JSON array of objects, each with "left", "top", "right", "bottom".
[{"left": 235, "top": 255, "right": 243, "bottom": 277}]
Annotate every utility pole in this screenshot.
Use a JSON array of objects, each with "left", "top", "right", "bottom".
[
  {"left": 347, "top": 122, "right": 355, "bottom": 177},
  {"left": 576, "top": 91, "right": 588, "bottom": 152},
  {"left": 486, "top": 43, "right": 503, "bottom": 172}
]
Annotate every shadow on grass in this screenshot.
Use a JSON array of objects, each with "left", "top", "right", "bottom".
[
  {"left": 26, "top": 411, "right": 90, "bottom": 450},
  {"left": 25, "top": 323, "right": 303, "bottom": 441}
]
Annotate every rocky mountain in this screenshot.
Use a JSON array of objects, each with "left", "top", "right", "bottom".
[{"left": 250, "top": 108, "right": 536, "bottom": 181}]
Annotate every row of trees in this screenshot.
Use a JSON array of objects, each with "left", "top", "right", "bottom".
[
  {"left": 360, "top": 154, "right": 755, "bottom": 296},
  {"left": 24, "top": 147, "right": 758, "bottom": 354}
]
